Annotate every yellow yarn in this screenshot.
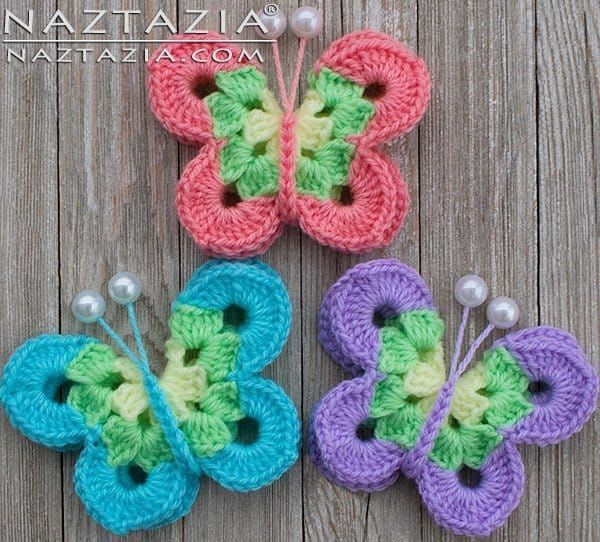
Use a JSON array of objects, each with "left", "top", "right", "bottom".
[
  {"left": 400, "top": 344, "right": 491, "bottom": 424},
  {"left": 242, "top": 88, "right": 281, "bottom": 160},
  {"left": 295, "top": 89, "right": 334, "bottom": 152}
]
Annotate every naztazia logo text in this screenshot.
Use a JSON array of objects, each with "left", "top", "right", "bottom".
[{"left": 2, "top": 7, "right": 276, "bottom": 64}]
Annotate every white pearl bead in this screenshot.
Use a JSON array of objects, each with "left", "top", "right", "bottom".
[
  {"left": 256, "top": 5, "right": 287, "bottom": 39},
  {"left": 108, "top": 272, "right": 142, "bottom": 305},
  {"left": 454, "top": 274, "right": 488, "bottom": 308},
  {"left": 71, "top": 290, "right": 106, "bottom": 324},
  {"left": 290, "top": 6, "right": 323, "bottom": 39},
  {"left": 487, "top": 296, "right": 520, "bottom": 329}
]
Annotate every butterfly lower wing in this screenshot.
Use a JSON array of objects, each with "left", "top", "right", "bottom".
[
  {"left": 75, "top": 435, "right": 199, "bottom": 535},
  {"left": 296, "top": 147, "right": 409, "bottom": 252},
  {"left": 308, "top": 376, "right": 404, "bottom": 491},
  {"left": 198, "top": 377, "right": 299, "bottom": 491},
  {"left": 493, "top": 326, "right": 598, "bottom": 445},
  {"left": 178, "top": 141, "right": 282, "bottom": 258},
  {"left": 417, "top": 440, "right": 524, "bottom": 537},
  {"left": 0, "top": 335, "right": 94, "bottom": 450}
]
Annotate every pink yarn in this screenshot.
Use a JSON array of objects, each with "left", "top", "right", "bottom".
[{"left": 148, "top": 32, "right": 430, "bottom": 258}]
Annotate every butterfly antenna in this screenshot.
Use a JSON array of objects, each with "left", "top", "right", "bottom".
[
  {"left": 71, "top": 272, "right": 201, "bottom": 475},
  {"left": 287, "top": 38, "right": 307, "bottom": 110},
  {"left": 272, "top": 41, "right": 290, "bottom": 110},
  {"left": 126, "top": 302, "right": 149, "bottom": 367},
  {"left": 258, "top": 5, "right": 322, "bottom": 111},
  {"left": 448, "top": 306, "right": 471, "bottom": 378},
  {"left": 96, "top": 317, "right": 140, "bottom": 363}
]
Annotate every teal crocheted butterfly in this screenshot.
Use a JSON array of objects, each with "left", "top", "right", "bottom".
[{"left": 1, "top": 260, "right": 299, "bottom": 534}]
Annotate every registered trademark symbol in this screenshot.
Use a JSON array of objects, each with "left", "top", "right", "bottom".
[{"left": 264, "top": 4, "right": 279, "bottom": 16}]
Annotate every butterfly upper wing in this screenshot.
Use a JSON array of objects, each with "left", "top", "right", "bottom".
[
  {"left": 1, "top": 334, "right": 92, "bottom": 450},
  {"left": 318, "top": 259, "right": 435, "bottom": 376},
  {"left": 313, "top": 31, "right": 431, "bottom": 146},
  {"left": 493, "top": 326, "right": 598, "bottom": 445},
  {"left": 294, "top": 31, "right": 430, "bottom": 252},
  {"left": 309, "top": 260, "right": 436, "bottom": 490},
  {"left": 172, "top": 259, "right": 299, "bottom": 490},
  {"left": 148, "top": 34, "right": 283, "bottom": 258}
]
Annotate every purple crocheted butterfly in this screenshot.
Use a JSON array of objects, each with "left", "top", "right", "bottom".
[{"left": 308, "top": 259, "right": 598, "bottom": 537}]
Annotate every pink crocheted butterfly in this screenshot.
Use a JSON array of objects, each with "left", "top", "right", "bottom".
[
  {"left": 308, "top": 259, "right": 598, "bottom": 537},
  {"left": 148, "top": 31, "right": 430, "bottom": 257}
]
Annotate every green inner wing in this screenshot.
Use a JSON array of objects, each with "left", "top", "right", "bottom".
[
  {"left": 205, "top": 66, "right": 281, "bottom": 199},
  {"left": 295, "top": 68, "right": 375, "bottom": 200},
  {"left": 204, "top": 66, "right": 375, "bottom": 201},
  {"left": 370, "top": 310, "right": 534, "bottom": 470},
  {"left": 64, "top": 304, "right": 244, "bottom": 471}
]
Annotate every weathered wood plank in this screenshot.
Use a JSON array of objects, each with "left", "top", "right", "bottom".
[
  {"left": 177, "top": 2, "right": 303, "bottom": 541},
  {"left": 302, "top": 1, "right": 422, "bottom": 541},
  {"left": 56, "top": 1, "right": 181, "bottom": 540},
  {"left": 537, "top": 1, "right": 599, "bottom": 541},
  {"left": 418, "top": 1, "right": 537, "bottom": 541},
  {"left": 1, "top": 0, "right": 600, "bottom": 540},
  {"left": 0, "top": 1, "right": 62, "bottom": 540}
]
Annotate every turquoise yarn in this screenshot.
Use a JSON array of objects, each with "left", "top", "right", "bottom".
[{"left": 0, "top": 259, "right": 300, "bottom": 535}]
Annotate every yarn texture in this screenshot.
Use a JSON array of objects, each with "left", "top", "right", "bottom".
[
  {"left": 1, "top": 260, "right": 300, "bottom": 535},
  {"left": 308, "top": 259, "right": 598, "bottom": 537},
  {"left": 147, "top": 31, "right": 430, "bottom": 257}
]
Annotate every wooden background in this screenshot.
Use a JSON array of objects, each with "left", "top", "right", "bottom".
[{"left": 1, "top": 0, "right": 598, "bottom": 540}]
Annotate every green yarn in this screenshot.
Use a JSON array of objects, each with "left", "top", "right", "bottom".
[
  {"left": 205, "top": 67, "right": 280, "bottom": 199},
  {"left": 64, "top": 305, "right": 245, "bottom": 471},
  {"left": 220, "top": 136, "right": 279, "bottom": 199},
  {"left": 295, "top": 140, "right": 355, "bottom": 199},
  {"left": 204, "top": 65, "right": 376, "bottom": 201},
  {"left": 370, "top": 310, "right": 534, "bottom": 470},
  {"left": 296, "top": 69, "right": 375, "bottom": 200}
]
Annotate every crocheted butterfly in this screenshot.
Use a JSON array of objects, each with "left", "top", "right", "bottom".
[
  {"left": 308, "top": 259, "right": 598, "bottom": 537},
  {"left": 147, "top": 31, "right": 430, "bottom": 257},
  {"left": 1, "top": 260, "right": 299, "bottom": 535}
]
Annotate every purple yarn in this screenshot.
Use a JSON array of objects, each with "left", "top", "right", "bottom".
[
  {"left": 318, "top": 259, "right": 434, "bottom": 376},
  {"left": 308, "top": 259, "right": 598, "bottom": 537}
]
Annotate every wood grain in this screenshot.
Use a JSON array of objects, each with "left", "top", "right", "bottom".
[
  {"left": 0, "top": 0, "right": 598, "bottom": 540},
  {"left": 537, "top": 1, "right": 599, "bottom": 541},
  {"left": 57, "top": 1, "right": 180, "bottom": 540},
  {"left": 0, "top": 1, "right": 62, "bottom": 540},
  {"left": 419, "top": 2, "right": 538, "bottom": 541}
]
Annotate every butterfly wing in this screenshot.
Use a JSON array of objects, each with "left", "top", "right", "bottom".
[
  {"left": 310, "top": 260, "right": 437, "bottom": 490},
  {"left": 405, "top": 325, "right": 595, "bottom": 537},
  {"left": 1, "top": 334, "right": 198, "bottom": 534},
  {"left": 417, "top": 440, "right": 524, "bottom": 537},
  {"left": 171, "top": 260, "right": 299, "bottom": 490},
  {"left": 174, "top": 259, "right": 291, "bottom": 375},
  {"left": 75, "top": 436, "right": 198, "bottom": 535},
  {"left": 148, "top": 34, "right": 282, "bottom": 257},
  {"left": 198, "top": 376, "right": 299, "bottom": 491},
  {"left": 308, "top": 376, "right": 405, "bottom": 492},
  {"left": 318, "top": 259, "right": 435, "bottom": 376},
  {"left": 493, "top": 326, "right": 598, "bottom": 444},
  {"left": 294, "top": 31, "right": 430, "bottom": 252},
  {"left": 1, "top": 334, "right": 93, "bottom": 450}
]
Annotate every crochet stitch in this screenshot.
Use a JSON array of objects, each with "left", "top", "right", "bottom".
[
  {"left": 1, "top": 260, "right": 300, "bottom": 535},
  {"left": 308, "top": 259, "right": 598, "bottom": 537},
  {"left": 147, "top": 31, "right": 430, "bottom": 257}
]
